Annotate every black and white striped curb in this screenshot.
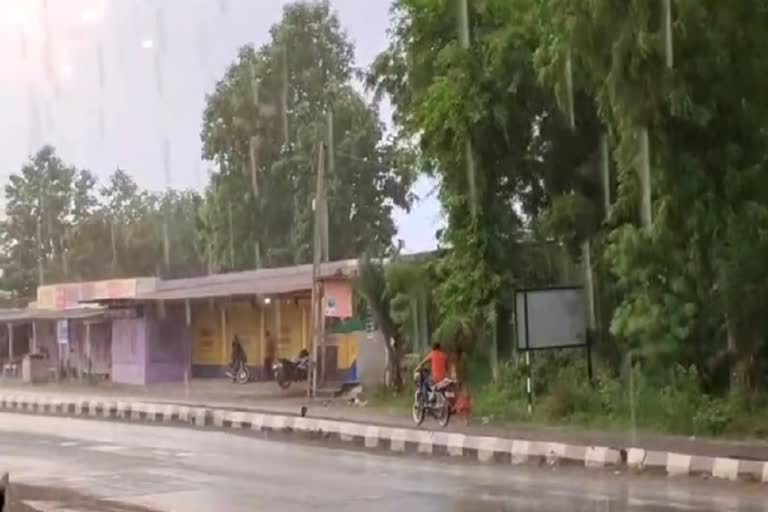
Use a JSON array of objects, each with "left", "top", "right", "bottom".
[{"left": 1, "top": 393, "right": 766, "bottom": 483}]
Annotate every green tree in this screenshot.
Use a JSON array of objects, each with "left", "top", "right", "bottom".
[
  {"left": 386, "top": 256, "right": 437, "bottom": 354},
  {"left": 200, "top": 0, "right": 415, "bottom": 270},
  {"left": 100, "top": 169, "right": 205, "bottom": 278},
  {"left": 0, "top": 146, "right": 86, "bottom": 296},
  {"left": 0, "top": 150, "right": 205, "bottom": 298},
  {"left": 369, "top": 0, "right": 600, "bottom": 349},
  {"left": 356, "top": 256, "right": 406, "bottom": 390},
  {"left": 534, "top": 0, "right": 768, "bottom": 396},
  {"left": 159, "top": 190, "right": 206, "bottom": 278}
]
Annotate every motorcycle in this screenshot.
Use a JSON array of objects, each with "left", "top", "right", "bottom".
[
  {"left": 412, "top": 367, "right": 456, "bottom": 428},
  {"left": 272, "top": 350, "right": 310, "bottom": 389},
  {"left": 225, "top": 360, "right": 250, "bottom": 384}
]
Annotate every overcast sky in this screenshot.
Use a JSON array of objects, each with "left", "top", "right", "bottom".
[{"left": 0, "top": 0, "right": 441, "bottom": 253}]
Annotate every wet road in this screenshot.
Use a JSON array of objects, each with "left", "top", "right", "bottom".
[{"left": 0, "top": 413, "right": 767, "bottom": 511}]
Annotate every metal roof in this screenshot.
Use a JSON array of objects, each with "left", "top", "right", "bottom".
[
  {"left": 127, "top": 259, "right": 358, "bottom": 302},
  {"left": 0, "top": 307, "right": 106, "bottom": 323}
]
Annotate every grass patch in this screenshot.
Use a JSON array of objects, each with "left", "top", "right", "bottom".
[{"left": 368, "top": 356, "right": 768, "bottom": 440}]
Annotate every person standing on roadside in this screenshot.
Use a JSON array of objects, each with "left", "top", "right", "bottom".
[{"left": 451, "top": 345, "right": 472, "bottom": 423}]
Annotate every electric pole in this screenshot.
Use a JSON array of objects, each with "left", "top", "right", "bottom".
[
  {"left": 309, "top": 143, "right": 326, "bottom": 397},
  {"left": 228, "top": 202, "right": 235, "bottom": 268},
  {"left": 457, "top": 0, "right": 477, "bottom": 218},
  {"left": 323, "top": 109, "right": 334, "bottom": 262}
]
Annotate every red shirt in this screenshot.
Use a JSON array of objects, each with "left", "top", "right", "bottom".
[{"left": 429, "top": 349, "right": 448, "bottom": 383}]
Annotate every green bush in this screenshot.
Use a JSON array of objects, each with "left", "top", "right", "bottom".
[
  {"left": 472, "top": 361, "right": 529, "bottom": 422},
  {"left": 538, "top": 383, "right": 577, "bottom": 420},
  {"left": 693, "top": 397, "right": 735, "bottom": 436},
  {"left": 369, "top": 349, "right": 768, "bottom": 439}
]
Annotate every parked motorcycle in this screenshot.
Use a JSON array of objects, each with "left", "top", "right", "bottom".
[
  {"left": 412, "top": 367, "right": 455, "bottom": 428},
  {"left": 225, "top": 360, "right": 250, "bottom": 384},
  {"left": 272, "top": 350, "right": 310, "bottom": 389}
]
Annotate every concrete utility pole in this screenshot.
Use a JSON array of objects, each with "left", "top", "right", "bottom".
[
  {"left": 228, "top": 202, "right": 235, "bottom": 268},
  {"left": 565, "top": 50, "right": 575, "bottom": 129},
  {"left": 663, "top": 0, "right": 674, "bottom": 69},
  {"left": 110, "top": 219, "right": 118, "bottom": 273},
  {"left": 162, "top": 219, "right": 171, "bottom": 270},
  {"left": 600, "top": 133, "right": 611, "bottom": 215},
  {"left": 37, "top": 214, "right": 44, "bottom": 286},
  {"left": 61, "top": 230, "right": 69, "bottom": 279},
  {"left": 323, "top": 109, "right": 333, "bottom": 263},
  {"left": 309, "top": 143, "right": 326, "bottom": 398},
  {"left": 281, "top": 44, "right": 289, "bottom": 144},
  {"left": 639, "top": 127, "right": 652, "bottom": 230},
  {"left": 457, "top": 0, "right": 477, "bottom": 218}
]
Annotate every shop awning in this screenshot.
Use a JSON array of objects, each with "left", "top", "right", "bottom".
[{"left": 0, "top": 307, "right": 106, "bottom": 323}]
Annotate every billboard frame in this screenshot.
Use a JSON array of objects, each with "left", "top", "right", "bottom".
[
  {"left": 514, "top": 285, "right": 593, "bottom": 414},
  {"left": 515, "top": 285, "right": 588, "bottom": 351}
]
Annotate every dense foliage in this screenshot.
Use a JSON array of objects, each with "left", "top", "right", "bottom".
[
  {"left": 0, "top": 146, "right": 204, "bottom": 298},
  {"left": 368, "top": 0, "right": 601, "bottom": 357},
  {"left": 199, "top": 1, "right": 415, "bottom": 271},
  {"left": 371, "top": 0, "right": 768, "bottom": 410},
  {"left": 7, "top": 0, "right": 768, "bottom": 432}
]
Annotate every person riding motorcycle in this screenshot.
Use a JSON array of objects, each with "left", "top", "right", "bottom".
[
  {"left": 415, "top": 342, "right": 448, "bottom": 402},
  {"left": 229, "top": 335, "right": 247, "bottom": 383},
  {"left": 295, "top": 349, "right": 310, "bottom": 372}
]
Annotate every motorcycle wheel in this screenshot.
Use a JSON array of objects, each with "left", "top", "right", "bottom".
[
  {"left": 236, "top": 366, "right": 250, "bottom": 384},
  {"left": 275, "top": 369, "right": 291, "bottom": 389},
  {"left": 412, "top": 391, "right": 426, "bottom": 426},
  {"left": 435, "top": 393, "right": 451, "bottom": 428}
]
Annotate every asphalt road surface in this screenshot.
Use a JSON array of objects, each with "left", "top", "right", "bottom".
[{"left": 1, "top": 413, "right": 767, "bottom": 511}]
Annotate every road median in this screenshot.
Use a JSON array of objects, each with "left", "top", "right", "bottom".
[{"left": 1, "top": 391, "right": 767, "bottom": 485}]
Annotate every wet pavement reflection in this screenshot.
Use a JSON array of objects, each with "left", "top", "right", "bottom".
[{"left": 0, "top": 413, "right": 766, "bottom": 512}]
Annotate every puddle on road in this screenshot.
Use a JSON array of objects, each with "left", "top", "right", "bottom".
[{"left": 9, "top": 483, "right": 161, "bottom": 512}]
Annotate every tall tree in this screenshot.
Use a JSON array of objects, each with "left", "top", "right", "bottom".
[
  {"left": 535, "top": 0, "right": 768, "bottom": 395},
  {"left": 100, "top": 170, "right": 205, "bottom": 279},
  {"left": 0, "top": 146, "right": 84, "bottom": 296},
  {"left": 356, "top": 256, "right": 407, "bottom": 390},
  {"left": 200, "top": 0, "right": 415, "bottom": 270},
  {"left": 369, "top": 0, "right": 600, "bottom": 338},
  {"left": 0, "top": 149, "right": 206, "bottom": 298}
]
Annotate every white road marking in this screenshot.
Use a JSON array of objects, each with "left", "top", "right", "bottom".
[
  {"left": 86, "top": 444, "right": 126, "bottom": 453},
  {"left": 21, "top": 501, "right": 62, "bottom": 511}
]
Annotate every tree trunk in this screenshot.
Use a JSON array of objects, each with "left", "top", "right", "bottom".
[
  {"left": 726, "top": 313, "right": 750, "bottom": 398},
  {"left": 382, "top": 331, "right": 404, "bottom": 391},
  {"left": 392, "top": 335, "right": 405, "bottom": 391}
]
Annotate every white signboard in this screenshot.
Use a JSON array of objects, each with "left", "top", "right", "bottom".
[
  {"left": 325, "top": 295, "right": 338, "bottom": 316},
  {"left": 57, "top": 320, "right": 69, "bottom": 345},
  {"left": 515, "top": 287, "right": 587, "bottom": 350}
]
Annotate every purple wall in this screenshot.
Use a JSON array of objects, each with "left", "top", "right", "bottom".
[
  {"left": 110, "top": 305, "right": 192, "bottom": 385},
  {"left": 111, "top": 318, "right": 147, "bottom": 385},
  {"left": 145, "top": 304, "right": 191, "bottom": 383}
]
